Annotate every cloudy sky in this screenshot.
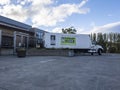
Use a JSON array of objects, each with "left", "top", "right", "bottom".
[{"left": 0, "top": 0, "right": 120, "bottom": 34}]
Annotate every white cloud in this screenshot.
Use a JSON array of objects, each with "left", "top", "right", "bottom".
[
  {"left": 91, "top": 22, "right": 120, "bottom": 33},
  {"left": 79, "top": 0, "right": 88, "bottom": 8},
  {"left": 16, "top": 0, "right": 32, "bottom": 5},
  {"left": 76, "top": 28, "right": 86, "bottom": 34},
  {"left": 31, "top": 0, "right": 89, "bottom": 27},
  {"left": 0, "top": 0, "right": 89, "bottom": 27},
  {"left": 31, "top": 0, "right": 53, "bottom": 6},
  {"left": 73, "top": 22, "right": 120, "bottom": 34},
  {"left": 72, "top": 22, "right": 120, "bottom": 34},
  {"left": 0, "top": 4, "right": 28, "bottom": 22},
  {"left": 0, "top": 0, "right": 10, "bottom": 5},
  {"left": 51, "top": 27, "right": 62, "bottom": 33}
]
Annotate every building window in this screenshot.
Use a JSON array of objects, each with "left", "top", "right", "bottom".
[
  {"left": 36, "top": 32, "right": 43, "bottom": 39},
  {"left": 2, "top": 36, "right": 13, "bottom": 48}
]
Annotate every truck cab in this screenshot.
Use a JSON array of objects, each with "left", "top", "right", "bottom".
[{"left": 88, "top": 41, "right": 103, "bottom": 55}]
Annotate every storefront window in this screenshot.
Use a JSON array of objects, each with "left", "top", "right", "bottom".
[{"left": 2, "top": 36, "right": 13, "bottom": 48}]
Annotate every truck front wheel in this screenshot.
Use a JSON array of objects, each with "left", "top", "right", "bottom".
[{"left": 98, "top": 49, "right": 102, "bottom": 55}]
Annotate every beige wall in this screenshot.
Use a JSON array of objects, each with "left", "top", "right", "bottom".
[{"left": 2, "top": 28, "right": 14, "bottom": 37}]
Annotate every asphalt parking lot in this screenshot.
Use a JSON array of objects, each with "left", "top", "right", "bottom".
[{"left": 0, "top": 54, "right": 120, "bottom": 90}]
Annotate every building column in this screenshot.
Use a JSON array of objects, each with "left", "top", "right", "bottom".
[
  {"left": 21, "top": 34, "right": 23, "bottom": 46},
  {"left": 27, "top": 35, "right": 29, "bottom": 49},
  {"left": 13, "top": 31, "right": 16, "bottom": 54},
  {"left": 0, "top": 30, "right": 1, "bottom": 55}
]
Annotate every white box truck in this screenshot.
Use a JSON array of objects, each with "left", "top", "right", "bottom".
[{"left": 44, "top": 33, "right": 103, "bottom": 55}]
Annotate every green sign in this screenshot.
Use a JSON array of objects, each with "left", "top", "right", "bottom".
[{"left": 61, "top": 37, "right": 76, "bottom": 45}]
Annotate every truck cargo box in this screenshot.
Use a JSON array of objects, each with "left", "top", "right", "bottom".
[{"left": 44, "top": 33, "right": 92, "bottom": 49}]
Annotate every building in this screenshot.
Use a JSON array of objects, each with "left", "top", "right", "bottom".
[
  {"left": 0, "top": 15, "right": 45, "bottom": 55},
  {"left": 30, "top": 28, "right": 47, "bottom": 48}
]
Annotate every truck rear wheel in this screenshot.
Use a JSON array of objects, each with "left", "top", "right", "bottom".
[{"left": 98, "top": 49, "right": 102, "bottom": 55}]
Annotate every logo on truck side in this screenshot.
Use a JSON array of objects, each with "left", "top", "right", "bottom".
[{"left": 61, "top": 37, "right": 76, "bottom": 45}]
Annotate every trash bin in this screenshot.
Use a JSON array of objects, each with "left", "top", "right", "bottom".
[{"left": 16, "top": 48, "right": 26, "bottom": 57}]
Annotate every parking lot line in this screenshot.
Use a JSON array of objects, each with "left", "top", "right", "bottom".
[{"left": 39, "top": 59, "right": 56, "bottom": 63}]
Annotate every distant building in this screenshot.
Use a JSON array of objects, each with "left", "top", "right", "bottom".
[
  {"left": 0, "top": 15, "right": 45, "bottom": 55},
  {"left": 30, "top": 28, "right": 47, "bottom": 48}
]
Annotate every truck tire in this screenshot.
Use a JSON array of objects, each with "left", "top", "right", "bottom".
[{"left": 98, "top": 49, "right": 102, "bottom": 55}]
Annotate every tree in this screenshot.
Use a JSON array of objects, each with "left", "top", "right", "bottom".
[
  {"left": 62, "top": 26, "right": 77, "bottom": 34},
  {"left": 97, "top": 33, "right": 104, "bottom": 44},
  {"left": 92, "top": 33, "right": 97, "bottom": 42}
]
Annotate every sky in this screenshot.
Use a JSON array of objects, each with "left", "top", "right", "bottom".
[{"left": 0, "top": 0, "right": 120, "bottom": 34}]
